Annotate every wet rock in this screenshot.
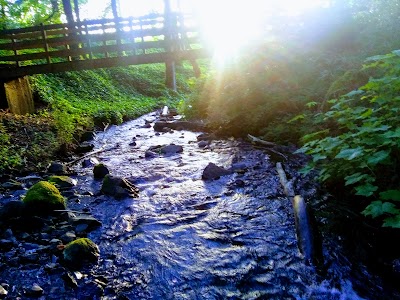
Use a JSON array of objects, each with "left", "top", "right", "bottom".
[
  {"left": 101, "top": 175, "right": 139, "bottom": 199},
  {"left": 198, "top": 140, "right": 209, "bottom": 148},
  {"left": 148, "top": 144, "right": 183, "bottom": 156},
  {"left": 1, "top": 180, "right": 23, "bottom": 190},
  {"left": 61, "top": 231, "right": 77, "bottom": 244},
  {"left": 161, "top": 144, "right": 183, "bottom": 155},
  {"left": 47, "top": 162, "right": 68, "bottom": 175},
  {"left": 71, "top": 215, "right": 102, "bottom": 232},
  {"left": 78, "top": 280, "right": 104, "bottom": 299},
  {"left": 48, "top": 175, "right": 77, "bottom": 188},
  {"left": 80, "top": 131, "right": 96, "bottom": 142},
  {"left": 62, "top": 271, "right": 78, "bottom": 289},
  {"left": 0, "top": 285, "right": 7, "bottom": 298},
  {"left": 145, "top": 150, "right": 157, "bottom": 158},
  {"left": 25, "top": 283, "right": 44, "bottom": 297},
  {"left": 76, "top": 142, "right": 95, "bottom": 154},
  {"left": 23, "top": 181, "right": 66, "bottom": 215},
  {"left": 63, "top": 238, "right": 100, "bottom": 269},
  {"left": 153, "top": 121, "right": 205, "bottom": 132},
  {"left": 82, "top": 157, "right": 100, "bottom": 168},
  {"left": 202, "top": 163, "right": 231, "bottom": 180},
  {"left": 0, "top": 200, "right": 26, "bottom": 222},
  {"left": 93, "top": 163, "right": 110, "bottom": 180},
  {"left": 0, "top": 239, "right": 14, "bottom": 251}
]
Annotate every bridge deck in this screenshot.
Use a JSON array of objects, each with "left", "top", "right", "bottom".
[{"left": 0, "top": 13, "right": 209, "bottom": 80}]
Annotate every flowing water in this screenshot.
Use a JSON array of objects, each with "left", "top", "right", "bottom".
[
  {"left": 66, "top": 112, "right": 394, "bottom": 300},
  {"left": 1, "top": 111, "right": 398, "bottom": 299}
]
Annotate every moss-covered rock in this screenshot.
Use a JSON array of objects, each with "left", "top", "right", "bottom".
[
  {"left": 48, "top": 175, "right": 77, "bottom": 188},
  {"left": 23, "top": 181, "right": 66, "bottom": 214},
  {"left": 63, "top": 238, "right": 100, "bottom": 269},
  {"left": 93, "top": 163, "right": 109, "bottom": 179}
]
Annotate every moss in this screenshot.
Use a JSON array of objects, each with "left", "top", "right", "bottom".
[
  {"left": 63, "top": 238, "right": 100, "bottom": 269},
  {"left": 48, "top": 175, "right": 77, "bottom": 188},
  {"left": 23, "top": 181, "right": 66, "bottom": 214}
]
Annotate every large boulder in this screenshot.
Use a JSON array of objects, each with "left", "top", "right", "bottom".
[
  {"left": 63, "top": 238, "right": 100, "bottom": 269},
  {"left": 202, "top": 163, "right": 231, "bottom": 180},
  {"left": 101, "top": 175, "right": 139, "bottom": 199},
  {"left": 93, "top": 163, "right": 110, "bottom": 180},
  {"left": 47, "top": 176, "right": 77, "bottom": 189},
  {"left": 22, "top": 181, "right": 66, "bottom": 215}
]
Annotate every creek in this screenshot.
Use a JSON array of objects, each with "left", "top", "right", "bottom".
[{"left": 0, "top": 111, "right": 399, "bottom": 299}]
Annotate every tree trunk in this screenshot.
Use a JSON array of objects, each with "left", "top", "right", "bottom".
[
  {"left": 62, "top": 0, "right": 74, "bottom": 24},
  {"left": 111, "top": 0, "right": 119, "bottom": 19},
  {"left": 73, "top": 0, "right": 80, "bottom": 22}
]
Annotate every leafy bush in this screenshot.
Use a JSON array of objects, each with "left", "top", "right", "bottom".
[{"left": 298, "top": 50, "right": 400, "bottom": 227}]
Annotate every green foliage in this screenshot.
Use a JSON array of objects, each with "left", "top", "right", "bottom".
[
  {"left": 298, "top": 50, "right": 400, "bottom": 227},
  {"left": 23, "top": 181, "right": 66, "bottom": 214},
  {"left": 0, "top": 121, "right": 23, "bottom": 172}
]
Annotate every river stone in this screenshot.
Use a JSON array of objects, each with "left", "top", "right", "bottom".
[
  {"left": 71, "top": 215, "right": 102, "bottom": 232},
  {"left": 63, "top": 238, "right": 100, "bottom": 269},
  {"left": 160, "top": 144, "right": 183, "bottom": 155},
  {"left": 93, "top": 164, "right": 110, "bottom": 179},
  {"left": 61, "top": 231, "right": 77, "bottom": 244},
  {"left": 82, "top": 157, "right": 100, "bottom": 168},
  {"left": 1, "top": 181, "right": 22, "bottom": 190},
  {"left": 76, "top": 142, "right": 95, "bottom": 154},
  {"left": 80, "top": 131, "right": 95, "bottom": 142},
  {"left": 0, "top": 200, "right": 26, "bottom": 222},
  {"left": 25, "top": 284, "right": 44, "bottom": 297},
  {"left": 0, "top": 285, "right": 7, "bottom": 298},
  {"left": 47, "top": 162, "right": 68, "bottom": 175},
  {"left": 202, "top": 163, "right": 231, "bottom": 180},
  {"left": 48, "top": 175, "right": 77, "bottom": 188}
]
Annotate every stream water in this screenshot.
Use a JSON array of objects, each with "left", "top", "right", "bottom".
[{"left": 1, "top": 111, "right": 399, "bottom": 299}]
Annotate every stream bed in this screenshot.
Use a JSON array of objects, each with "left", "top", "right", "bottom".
[{"left": 1, "top": 111, "right": 399, "bottom": 299}]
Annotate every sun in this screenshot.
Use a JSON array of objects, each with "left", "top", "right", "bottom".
[{"left": 193, "top": 0, "right": 329, "bottom": 66}]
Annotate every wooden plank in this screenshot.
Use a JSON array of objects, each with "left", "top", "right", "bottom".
[{"left": 0, "top": 49, "right": 210, "bottom": 79}]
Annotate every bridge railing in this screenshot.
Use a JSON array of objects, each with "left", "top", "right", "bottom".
[{"left": 0, "top": 12, "right": 203, "bottom": 77}]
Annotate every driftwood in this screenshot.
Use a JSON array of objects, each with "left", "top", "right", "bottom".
[
  {"left": 66, "top": 145, "right": 117, "bottom": 166},
  {"left": 276, "top": 162, "right": 321, "bottom": 265},
  {"left": 248, "top": 134, "right": 288, "bottom": 160}
]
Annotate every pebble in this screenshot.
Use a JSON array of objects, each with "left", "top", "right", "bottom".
[
  {"left": 0, "top": 285, "right": 7, "bottom": 298},
  {"left": 25, "top": 283, "right": 44, "bottom": 297}
]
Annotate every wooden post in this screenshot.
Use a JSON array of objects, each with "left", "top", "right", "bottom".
[
  {"left": 4, "top": 76, "right": 34, "bottom": 115},
  {"left": 40, "top": 23, "right": 51, "bottom": 64},
  {"left": 164, "top": 0, "right": 177, "bottom": 91}
]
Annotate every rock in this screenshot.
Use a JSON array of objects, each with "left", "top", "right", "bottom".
[
  {"left": 198, "top": 140, "right": 209, "bottom": 148},
  {"left": 23, "top": 181, "right": 66, "bottom": 215},
  {"left": 202, "top": 163, "right": 231, "bottom": 180},
  {"left": 145, "top": 150, "right": 157, "bottom": 158},
  {"left": 60, "top": 231, "right": 77, "bottom": 244},
  {"left": 78, "top": 280, "right": 104, "bottom": 299},
  {"left": 153, "top": 121, "right": 205, "bottom": 132},
  {"left": 0, "top": 200, "right": 26, "bottom": 221},
  {"left": 47, "top": 162, "right": 68, "bottom": 175},
  {"left": 62, "top": 272, "right": 78, "bottom": 289},
  {"left": 1, "top": 181, "right": 22, "bottom": 190},
  {"left": 75, "top": 142, "right": 95, "bottom": 154},
  {"left": 63, "top": 238, "right": 100, "bottom": 269},
  {"left": 100, "top": 175, "right": 139, "bottom": 199},
  {"left": 93, "top": 163, "right": 110, "bottom": 180},
  {"left": 48, "top": 176, "right": 77, "bottom": 188},
  {"left": 71, "top": 215, "right": 102, "bottom": 232},
  {"left": 0, "top": 285, "right": 7, "bottom": 298},
  {"left": 160, "top": 144, "right": 183, "bottom": 155},
  {"left": 25, "top": 283, "right": 44, "bottom": 297},
  {"left": 80, "top": 131, "right": 96, "bottom": 142},
  {"left": 0, "top": 239, "right": 14, "bottom": 251},
  {"left": 82, "top": 157, "right": 100, "bottom": 168}
]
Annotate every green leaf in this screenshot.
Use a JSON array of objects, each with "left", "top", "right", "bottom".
[
  {"left": 362, "top": 201, "right": 400, "bottom": 218},
  {"left": 344, "top": 173, "right": 369, "bottom": 186},
  {"left": 383, "top": 215, "right": 400, "bottom": 228},
  {"left": 355, "top": 183, "right": 378, "bottom": 197},
  {"left": 380, "top": 190, "right": 400, "bottom": 201},
  {"left": 367, "top": 150, "right": 390, "bottom": 166},
  {"left": 335, "top": 147, "right": 364, "bottom": 160},
  {"left": 306, "top": 101, "right": 318, "bottom": 108}
]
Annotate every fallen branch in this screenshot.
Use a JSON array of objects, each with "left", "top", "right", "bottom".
[
  {"left": 276, "top": 162, "right": 295, "bottom": 197},
  {"left": 247, "top": 134, "right": 277, "bottom": 147},
  {"left": 66, "top": 145, "right": 117, "bottom": 166}
]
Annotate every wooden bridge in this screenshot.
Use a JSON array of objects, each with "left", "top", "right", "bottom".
[{"left": 0, "top": 12, "right": 209, "bottom": 86}]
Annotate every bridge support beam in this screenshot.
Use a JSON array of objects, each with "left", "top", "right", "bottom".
[
  {"left": 165, "top": 60, "right": 177, "bottom": 91},
  {"left": 2, "top": 77, "right": 34, "bottom": 115}
]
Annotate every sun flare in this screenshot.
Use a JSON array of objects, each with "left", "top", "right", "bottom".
[{"left": 194, "top": 0, "right": 328, "bottom": 66}]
